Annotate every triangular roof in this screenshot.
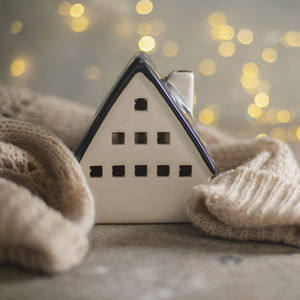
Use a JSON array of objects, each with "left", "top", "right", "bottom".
[{"left": 75, "top": 52, "right": 216, "bottom": 174}]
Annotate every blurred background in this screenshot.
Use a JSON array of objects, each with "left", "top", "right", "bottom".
[{"left": 1, "top": 0, "right": 300, "bottom": 142}]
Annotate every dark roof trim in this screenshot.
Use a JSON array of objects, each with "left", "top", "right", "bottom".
[{"left": 75, "top": 52, "right": 216, "bottom": 174}]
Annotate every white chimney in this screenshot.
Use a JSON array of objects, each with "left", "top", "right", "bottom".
[{"left": 167, "top": 70, "right": 194, "bottom": 115}]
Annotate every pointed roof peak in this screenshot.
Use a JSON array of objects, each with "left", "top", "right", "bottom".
[{"left": 75, "top": 52, "right": 216, "bottom": 174}]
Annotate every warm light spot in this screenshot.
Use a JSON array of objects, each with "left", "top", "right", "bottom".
[
  {"left": 242, "top": 62, "right": 258, "bottom": 78},
  {"left": 270, "top": 127, "right": 287, "bottom": 141},
  {"left": 237, "top": 29, "right": 253, "bottom": 45},
  {"left": 70, "top": 16, "right": 89, "bottom": 32},
  {"left": 258, "top": 80, "right": 271, "bottom": 94},
  {"left": 115, "top": 20, "right": 134, "bottom": 38},
  {"left": 57, "top": 2, "right": 71, "bottom": 15},
  {"left": 277, "top": 109, "right": 291, "bottom": 123},
  {"left": 296, "top": 126, "right": 300, "bottom": 141},
  {"left": 10, "top": 21, "right": 23, "bottom": 34},
  {"left": 210, "top": 27, "right": 222, "bottom": 41},
  {"left": 198, "top": 59, "right": 216, "bottom": 75},
  {"left": 150, "top": 20, "right": 165, "bottom": 36},
  {"left": 242, "top": 86, "right": 257, "bottom": 95},
  {"left": 136, "top": 0, "right": 153, "bottom": 15},
  {"left": 240, "top": 76, "right": 258, "bottom": 89},
  {"left": 282, "top": 31, "right": 300, "bottom": 47},
  {"left": 198, "top": 108, "right": 215, "bottom": 125},
  {"left": 254, "top": 92, "right": 269, "bottom": 108},
  {"left": 10, "top": 58, "right": 26, "bottom": 77},
  {"left": 219, "top": 25, "right": 234, "bottom": 40},
  {"left": 138, "top": 35, "right": 156, "bottom": 52},
  {"left": 262, "top": 48, "right": 277, "bottom": 63},
  {"left": 193, "top": 94, "right": 197, "bottom": 106},
  {"left": 266, "top": 108, "right": 279, "bottom": 125},
  {"left": 208, "top": 12, "right": 226, "bottom": 28},
  {"left": 162, "top": 41, "right": 178, "bottom": 57},
  {"left": 256, "top": 133, "right": 267, "bottom": 139},
  {"left": 70, "top": 3, "right": 85, "bottom": 18},
  {"left": 288, "top": 126, "right": 298, "bottom": 143},
  {"left": 256, "top": 112, "right": 268, "bottom": 124},
  {"left": 137, "top": 22, "right": 152, "bottom": 36},
  {"left": 248, "top": 104, "right": 262, "bottom": 118},
  {"left": 83, "top": 65, "right": 101, "bottom": 80},
  {"left": 218, "top": 41, "right": 235, "bottom": 57}
]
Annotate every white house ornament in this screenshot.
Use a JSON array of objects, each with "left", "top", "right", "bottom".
[{"left": 76, "top": 52, "right": 216, "bottom": 223}]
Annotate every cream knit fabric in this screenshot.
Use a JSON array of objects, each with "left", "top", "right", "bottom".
[
  {"left": 0, "top": 85, "right": 94, "bottom": 273},
  {"left": 0, "top": 83, "right": 300, "bottom": 273},
  {"left": 188, "top": 126, "right": 300, "bottom": 247}
]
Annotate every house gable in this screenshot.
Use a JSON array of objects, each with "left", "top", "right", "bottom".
[
  {"left": 79, "top": 71, "right": 213, "bottom": 223},
  {"left": 75, "top": 52, "right": 215, "bottom": 175}
]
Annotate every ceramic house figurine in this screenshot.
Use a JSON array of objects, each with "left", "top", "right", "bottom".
[{"left": 76, "top": 52, "right": 216, "bottom": 223}]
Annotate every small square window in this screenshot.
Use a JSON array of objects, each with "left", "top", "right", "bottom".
[
  {"left": 135, "top": 98, "right": 148, "bottom": 111},
  {"left": 112, "top": 132, "right": 125, "bottom": 144},
  {"left": 157, "top": 165, "right": 169, "bottom": 177},
  {"left": 179, "top": 165, "right": 192, "bottom": 177},
  {"left": 135, "top": 132, "right": 147, "bottom": 144},
  {"left": 112, "top": 165, "right": 125, "bottom": 177},
  {"left": 90, "top": 165, "right": 102, "bottom": 177},
  {"left": 157, "top": 132, "right": 170, "bottom": 144},
  {"left": 135, "top": 165, "right": 147, "bottom": 177}
]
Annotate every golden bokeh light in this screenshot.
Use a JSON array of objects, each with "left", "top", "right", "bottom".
[
  {"left": 162, "top": 41, "right": 178, "bottom": 57},
  {"left": 57, "top": 1, "right": 71, "bottom": 15},
  {"left": 198, "top": 108, "right": 215, "bottom": 125},
  {"left": 193, "top": 94, "right": 197, "bottom": 106},
  {"left": 138, "top": 35, "right": 156, "bottom": 52},
  {"left": 240, "top": 76, "right": 258, "bottom": 89},
  {"left": 254, "top": 92, "right": 269, "bottom": 108},
  {"left": 10, "top": 21, "right": 23, "bottom": 34},
  {"left": 256, "top": 133, "right": 267, "bottom": 139},
  {"left": 219, "top": 25, "right": 234, "bottom": 40},
  {"left": 137, "top": 22, "right": 152, "bottom": 36},
  {"left": 297, "top": 126, "right": 300, "bottom": 141},
  {"left": 282, "top": 31, "right": 300, "bottom": 47},
  {"left": 218, "top": 41, "right": 236, "bottom": 57},
  {"left": 70, "top": 16, "right": 89, "bottom": 32},
  {"left": 150, "top": 20, "right": 165, "bottom": 36},
  {"left": 256, "top": 112, "right": 268, "bottom": 124},
  {"left": 10, "top": 58, "right": 26, "bottom": 77},
  {"left": 288, "top": 126, "right": 298, "bottom": 143},
  {"left": 258, "top": 80, "right": 271, "bottom": 94},
  {"left": 83, "top": 65, "right": 101, "bottom": 80},
  {"left": 70, "top": 3, "right": 85, "bottom": 18},
  {"left": 270, "top": 127, "right": 287, "bottom": 141},
  {"left": 277, "top": 109, "right": 291, "bottom": 123},
  {"left": 242, "top": 62, "right": 258, "bottom": 78},
  {"left": 136, "top": 0, "right": 153, "bottom": 15},
  {"left": 237, "top": 29, "right": 253, "bottom": 45},
  {"left": 248, "top": 103, "right": 262, "bottom": 118},
  {"left": 115, "top": 20, "right": 134, "bottom": 38},
  {"left": 262, "top": 48, "right": 277, "bottom": 63},
  {"left": 266, "top": 108, "right": 279, "bottom": 125},
  {"left": 208, "top": 12, "right": 226, "bottom": 28},
  {"left": 198, "top": 59, "right": 216, "bottom": 75}
]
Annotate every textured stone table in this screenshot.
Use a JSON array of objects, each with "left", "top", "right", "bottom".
[
  {"left": 1, "top": 143, "right": 300, "bottom": 300},
  {"left": 1, "top": 225, "right": 300, "bottom": 300}
]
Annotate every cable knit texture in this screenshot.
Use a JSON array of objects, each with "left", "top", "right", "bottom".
[
  {"left": 188, "top": 127, "right": 300, "bottom": 247},
  {"left": 0, "top": 83, "right": 300, "bottom": 273},
  {"left": 0, "top": 85, "right": 94, "bottom": 273}
]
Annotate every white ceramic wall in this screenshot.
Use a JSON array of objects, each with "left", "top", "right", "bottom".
[{"left": 80, "top": 72, "right": 212, "bottom": 223}]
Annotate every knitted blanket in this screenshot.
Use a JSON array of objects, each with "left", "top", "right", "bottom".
[{"left": 0, "top": 84, "right": 299, "bottom": 273}]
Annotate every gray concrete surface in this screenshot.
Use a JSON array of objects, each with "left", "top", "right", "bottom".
[
  {"left": 1, "top": 225, "right": 300, "bottom": 300},
  {"left": 1, "top": 143, "right": 299, "bottom": 300}
]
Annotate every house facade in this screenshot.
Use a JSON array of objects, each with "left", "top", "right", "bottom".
[{"left": 77, "top": 53, "right": 215, "bottom": 223}]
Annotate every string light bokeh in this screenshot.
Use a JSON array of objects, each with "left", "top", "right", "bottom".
[{"left": 1, "top": 0, "right": 300, "bottom": 143}]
